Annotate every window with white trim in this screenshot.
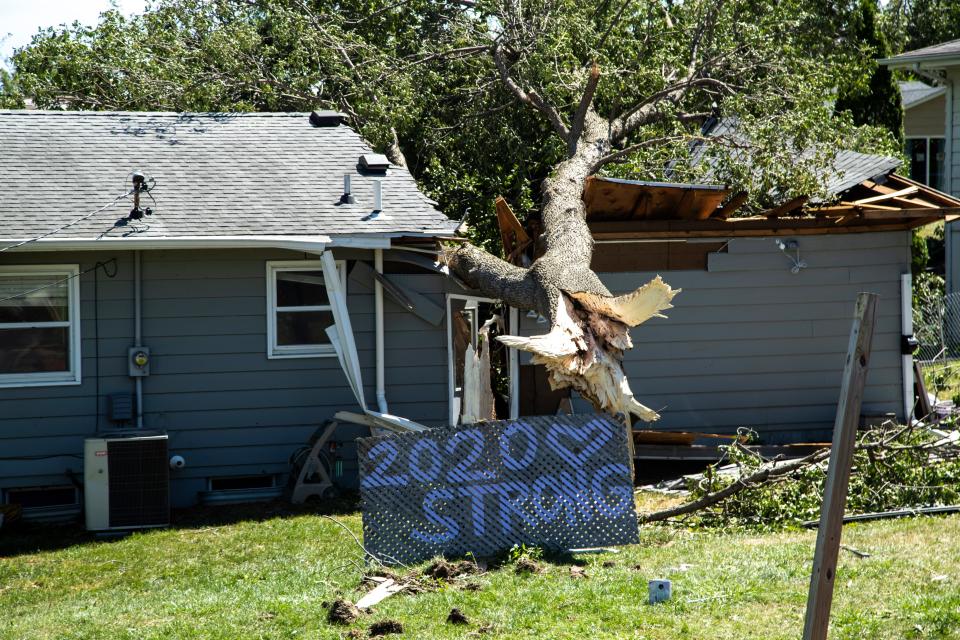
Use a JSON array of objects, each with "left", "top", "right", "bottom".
[
  {"left": 266, "top": 260, "right": 345, "bottom": 358},
  {"left": 0, "top": 265, "right": 81, "bottom": 387},
  {"left": 905, "top": 137, "right": 946, "bottom": 191}
]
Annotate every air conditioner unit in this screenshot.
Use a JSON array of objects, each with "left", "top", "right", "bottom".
[{"left": 84, "top": 433, "right": 170, "bottom": 531}]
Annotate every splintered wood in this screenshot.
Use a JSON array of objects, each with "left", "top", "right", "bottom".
[{"left": 499, "top": 276, "right": 679, "bottom": 424}]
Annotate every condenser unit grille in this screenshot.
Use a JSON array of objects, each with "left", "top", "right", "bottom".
[{"left": 107, "top": 439, "right": 170, "bottom": 528}]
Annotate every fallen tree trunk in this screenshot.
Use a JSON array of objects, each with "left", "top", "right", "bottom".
[{"left": 446, "top": 106, "right": 679, "bottom": 424}]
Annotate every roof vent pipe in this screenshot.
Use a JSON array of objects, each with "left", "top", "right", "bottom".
[
  {"left": 341, "top": 174, "right": 355, "bottom": 204},
  {"left": 373, "top": 179, "right": 383, "bottom": 212}
]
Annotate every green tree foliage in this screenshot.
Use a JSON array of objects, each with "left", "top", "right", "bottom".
[
  {"left": 884, "top": 0, "right": 960, "bottom": 53},
  {"left": 834, "top": 0, "right": 903, "bottom": 145},
  {"left": 5, "top": 0, "right": 899, "bottom": 244},
  {"left": 684, "top": 426, "right": 960, "bottom": 530}
]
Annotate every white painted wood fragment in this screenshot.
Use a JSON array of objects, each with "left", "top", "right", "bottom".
[{"left": 355, "top": 578, "right": 405, "bottom": 609}]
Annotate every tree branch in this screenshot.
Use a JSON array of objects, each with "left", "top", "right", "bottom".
[
  {"left": 591, "top": 135, "right": 688, "bottom": 170},
  {"left": 611, "top": 77, "right": 732, "bottom": 141},
  {"left": 639, "top": 448, "right": 831, "bottom": 524},
  {"left": 568, "top": 62, "right": 601, "bottom": 155},
  {"left": 492, "top": 42, "right": 570, "bottom": 140}
]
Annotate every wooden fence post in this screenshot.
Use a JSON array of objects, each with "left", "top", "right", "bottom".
[{"left": 802, "top": 292, "right": 879, "bottom": 640}]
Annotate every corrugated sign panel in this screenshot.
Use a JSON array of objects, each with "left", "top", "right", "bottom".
[{"left": 359, "top": 415, "right": 639, "bottom": 564}]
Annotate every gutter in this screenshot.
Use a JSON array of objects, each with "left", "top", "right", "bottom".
[
  {"left": 878, "top": 55, "right": 960, "bottom": 69},
  {"left": 0, "top": 235, "right": 332, "bottom": 252},
  {"left": 0, "top": 231, "right": 458, "bottom": 253}
]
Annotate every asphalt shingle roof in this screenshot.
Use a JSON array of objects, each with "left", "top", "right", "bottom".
[
  {"left": 883, "top": 38, "right": 960, "bottom": 65},
  {"left": 0, "top": 111, "right": 457, "bottom": 243},
  {"left": 899, "top": 80, "right": 946, "bottom": 108},
  {"left": 691, "top": 117, "right": 900, "bottom": 199}
]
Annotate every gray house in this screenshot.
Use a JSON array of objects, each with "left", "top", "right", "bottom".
[
  {"left": 3, "top": 109, "right": 958, "bottom": 522},
  {"left": 515, "top": 159, "right": 960, "bottom": 444},
  {"left": 0, "top": 110, "right": 465, "bottom": 516},
  {"left": 882, "top": 39, "right": 960, "bottom": 291}
]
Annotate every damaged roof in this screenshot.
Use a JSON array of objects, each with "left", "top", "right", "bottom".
[
  {"left": 691, "top": 117, "right": 902, "bottom": 199},
  {"left": 0, "top": 110, "right": 457, "bottom": 245}
]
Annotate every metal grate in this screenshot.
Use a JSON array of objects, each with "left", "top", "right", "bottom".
[
  {"left": 359, "top": 414, "right": 640, "bottom": 565},
  {"left": 107, "top": 438, "right": 170, "bottom": 528}
]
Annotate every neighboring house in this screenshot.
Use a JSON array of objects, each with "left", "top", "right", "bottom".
[
  {"left": 0, "top": 110, "right": 467, "bottom": 516},
  {"left": 900, "top": 80, "right": 947, "bottom": 192},
  {"left": 882, "top": 39, "right": 960, "bottom": 291},
  {"left": 515, "top": 148, "right": 960, "bottom": 444}
]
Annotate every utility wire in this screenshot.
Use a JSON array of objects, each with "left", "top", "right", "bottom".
[
  {"left": 0, "top": 189, "right": 135, "bottom": 254},
  {"left": 0, "top": 259, "right": 117, "bottom": 306}
]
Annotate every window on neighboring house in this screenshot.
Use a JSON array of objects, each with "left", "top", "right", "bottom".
[
  {"left": 0, "top": 265, "right": 81, "bottom": 387},
  {"left": 906, "top": 137, "right": 946, "bottom": 191},
  {"left": 266, "top": 260, "right": 345, "bottom": 358}
]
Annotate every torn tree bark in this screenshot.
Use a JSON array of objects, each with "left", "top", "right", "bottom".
[{"left": 445, "top": 71, "right": 680, "bottom": 424}]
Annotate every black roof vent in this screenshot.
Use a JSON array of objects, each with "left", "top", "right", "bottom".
[
  {"left": 359, "top": 153, "right": 390, "bottom": 173},
  {"left": 309, "top": 111, "right": 345, "bottom": 127}
]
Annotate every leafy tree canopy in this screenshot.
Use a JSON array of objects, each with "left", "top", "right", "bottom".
[
  {"left": 1, "top": 0, "right": 900, "bottom": 250},
  {"left": 883, "top": 0, "right": 960, "bottom": 53}
]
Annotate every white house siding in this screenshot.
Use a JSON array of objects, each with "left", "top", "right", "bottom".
[{"left": 905, "top": 94, "right": 947, "bottom": 137}]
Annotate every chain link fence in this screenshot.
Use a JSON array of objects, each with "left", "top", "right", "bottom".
[{"left": 915, "top": 291, "right": 960, "bottom": 403}]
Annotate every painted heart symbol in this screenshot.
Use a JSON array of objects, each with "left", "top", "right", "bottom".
[{"left": 545, "top": 417, "right": 615, "bottom": 467}]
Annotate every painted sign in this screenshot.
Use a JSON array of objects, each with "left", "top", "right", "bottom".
[{"left": 358, "top": 414, "right": 639, "bottom": 564}]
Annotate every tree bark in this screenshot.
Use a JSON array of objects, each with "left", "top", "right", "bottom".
[{"left": 445, "top": 109, "right": 679, "bottom": 423}]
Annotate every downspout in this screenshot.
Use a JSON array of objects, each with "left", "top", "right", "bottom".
[
  {"left": 374, "top": 249, "right": 388, "bottom": 414},
  {"left": 902, "top": 272, "right": 914, "bottom": 424},
  {"left": 509, "top": 306, "right": 519, "bottom": 419},
  {"left": 134, "top": 250, "right": 144, "bottom": 428},
  {"left": 946, "top": 77, "right": 955, "bottom": 293}
]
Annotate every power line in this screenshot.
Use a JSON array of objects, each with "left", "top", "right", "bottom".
[
  {"left": 0, "top": 189, "right": 135, "bottom": 254},
  {"left": 0, "top": 259, "right": 117, "bottom": 306}
]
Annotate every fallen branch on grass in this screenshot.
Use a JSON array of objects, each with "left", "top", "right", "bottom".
[
  {"left": 637, "top": 422, "right": 960, "bottom": 526},
  {"left": 638, "top": 447, "right": 831, "bottom": 524}
]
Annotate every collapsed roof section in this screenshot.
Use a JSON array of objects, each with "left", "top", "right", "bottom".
[
  {"left": 575, "top": 116, "right": 960, "bottom": 241},
  {"left": 582, "top": 173, "right": 960, "bottom": 240}
]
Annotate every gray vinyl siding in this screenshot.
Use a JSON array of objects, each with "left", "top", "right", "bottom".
[
  {"left": 904, "top": 94, "right": 947, "bottom": 137},
  {"left": 520, "top": 232, "right": 910, "bottom": 443},
  {"left": 951, "top": 69, "right": 960, "bottom": 197},
  {"left": 0, "top": 248, "right": 450, "bottom": 507},
  {"left": 944, "top": 70, "right": 960, "bottom": 293}
]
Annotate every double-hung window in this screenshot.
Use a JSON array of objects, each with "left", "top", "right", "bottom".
[
  {"left": 906, "top": 137, "right": 946, "bottom": 191},
  {"left": 0, "top": 265, "right": 81, "bottom": 387},
  {"left": 266, "top": 260, "right": 344, "bottom": 358}
]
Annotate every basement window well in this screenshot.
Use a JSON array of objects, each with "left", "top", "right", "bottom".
[
  {"left": 265, "top": 260, "right": 345, "bottom": 358},
  {"left": 0, "top": 265, "right": 81, "bottom": 387}
]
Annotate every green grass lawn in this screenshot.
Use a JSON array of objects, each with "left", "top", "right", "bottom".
[{"left": 1, "top": 497, "right": 959, "bottom": 640}]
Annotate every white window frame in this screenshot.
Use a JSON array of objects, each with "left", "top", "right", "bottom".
[
  {"left": 905, "top": 136, "right": 947, "bottom": 187},
  {"left": 0, "top": 264, "right": 81, "bottom": 388},
  {"left": 266, "top": 259, "right": 346, "bottom": 359}
]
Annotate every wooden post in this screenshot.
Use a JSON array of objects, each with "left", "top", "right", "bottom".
[{"left": 802, "top": 293, "right": 879, "bottom": 640}]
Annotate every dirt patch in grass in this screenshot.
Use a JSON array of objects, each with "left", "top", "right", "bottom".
[
  {"left": 423, "top": 559, "right": 478, "bottom": 580},
  {"left": 369, "top": 619, "right": 404, "bottom": 636},
  {"left": 327, "top": 598, "right": 362, "bottom": 625},
  {"left": 514, "top": 557, "right": 542, "bottom": 574},
  {"left": 447, "top": 608, "right": 469, "bottom": 625}
]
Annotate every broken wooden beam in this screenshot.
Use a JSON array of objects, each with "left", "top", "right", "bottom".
[
  {"left": 802, "top": 293, "right": 878, "bottom": 640},
  {"left": 762, "top": 196, "right": 808, "bottom": 218},
  {"left": 713, "top": 191, "right": 749, "bottom": 219},
  {"left": 852, "top": 185, "right": 918, "bottom": 205},
  {"left": 495, "top": 197, "right": 531, "bottom": 266}
]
